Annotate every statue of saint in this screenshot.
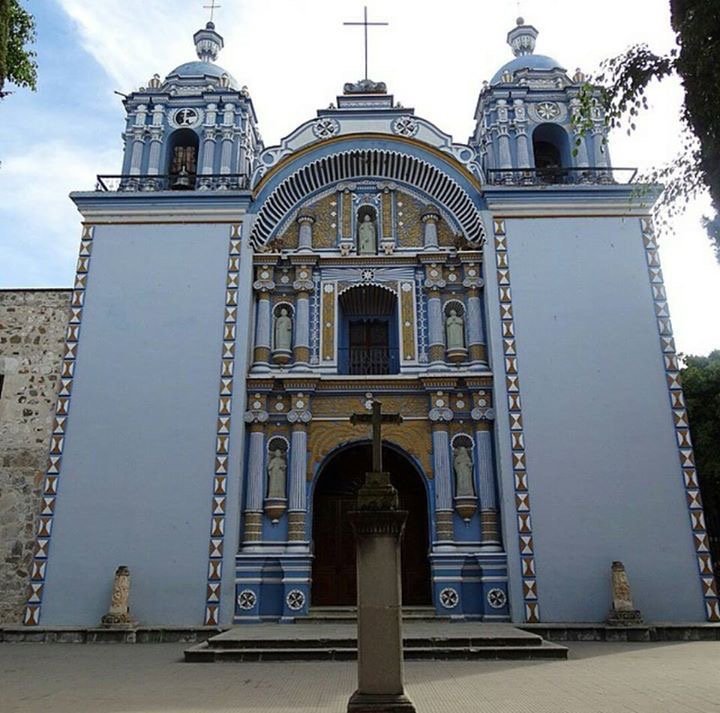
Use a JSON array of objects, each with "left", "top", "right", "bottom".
[
  {"left": 267, "top": 449, "right": 287, "bottom": 499},
  {"left": 358, "top": 214, "right": 377, "bottom": 254},
  {"left": 453, "top": 445, "right": 474, "bottom": 497},
  {"left": 274, "top": 308, "right": 293, "bottom": 351},
  {"left": 445, "top": 309, "right": 465, "bottom": 350}
]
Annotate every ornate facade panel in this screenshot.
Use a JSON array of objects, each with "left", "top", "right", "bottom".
[
  {"left": 395, "top": 191, "right": 424, "bottom": 248},
  {"left": 23, "top": 226, "right": 95, "bottom": 626},
  {"left": 321, "top": 283, "right": 336, "bottom": 363},
  {"left": 640, "top": 217, "right": 720, "bottom": 622},
  {"left": 307, "top": 420, "right": 433, "bottom": 480},
  {"left": 492, "top": 218, "right": 541, "bottom": 624},
  {"left": 202, "top": 223, "right": 242, "bottom": 626}
]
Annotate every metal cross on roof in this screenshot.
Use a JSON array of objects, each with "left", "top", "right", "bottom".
[
  {"left": 350, "top": 400, "right": 402, "bottom": 473},
  {"left": 203, "top": 0, "right": 221, "bottom": 23},
  {"left": 343, "top": 6, "right": 389, "bottom": 81}
]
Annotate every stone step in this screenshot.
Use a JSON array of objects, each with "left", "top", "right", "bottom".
[
  {"left": 184, "top": 641, "right": 568, "bottom": 662},
  {"left": 306, "top": 606, "right": 443, "bottom": 622},
  {"left": 183, "top": 622, "right": 568, "bottom": 661}
]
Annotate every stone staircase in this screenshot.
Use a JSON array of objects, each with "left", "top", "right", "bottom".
[{"left": 184, "top": 617, "right": 568, "bottom": 662}]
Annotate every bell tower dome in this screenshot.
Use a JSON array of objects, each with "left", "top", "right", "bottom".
[
  {"left": 116, "top": 22, "right": 263, "bottom": 190},
  {"left": 470, "top": 18, "right": 611, "bottom": 185}
]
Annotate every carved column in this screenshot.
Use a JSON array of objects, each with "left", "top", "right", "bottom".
[
  {"left": 297, "top": 214, "right": 315, "bottom": 251},
  {"left": 569, "top": 99, "right": 590, "bottom": 170},
  {"left": 513, "top": 100, "right": 531, "bottom": 171},
  {"left": 252, "top": 264, "right": 275, "bottom": 370},
  {"left": 461, "top": 255, "right": 487, "bottom": 366},
  {"left": 430, "top": 404, "right": 454, "bottom": 542},
  {"left": 128, "top": 128, "right": 146, "bottom": 177},
  {"left": 496, "top": 100, "right": 512, "bottom": 171},
  {"left": 146, "top": 104, "right": 165, "bottom": 180},
  {"left": 421, "top": 258, "right": 447, "bottom": 369},
  {"left": 472, "top": 404, "right": 501, "bottom": 549},
  {"left": 287, "top": 398, "right": 312, "bottom": 547},
  {"left": 421, "top": 207, "right": 440, "bottom": 250},
  {"left": 243, "top": 407, "right": 269, "bottom": 544},
  {"left": 292, "top": 259, "right": 315, "bottom": 369},
  {"left": 219, "top": 128, "right": 234, "bottom": 176}
]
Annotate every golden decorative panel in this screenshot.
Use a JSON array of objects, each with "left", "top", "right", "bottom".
[
  {"left": 395, "top": 191, "right": 424, "bottom": 248},
  {"left": 307, "top": 419, "right": 433, "bottom": 480},
  {"left": 382, "top": 191, "right": 393, "bottom": 239},
  {"left": 437, "top": 215, "right": 457, "bottom": 247},
  {"left": 400, "top": 281, "right": 417, "bottom": 361},
  {"left": 342, "top": 191, "right": 352, "bottom": 240},
  {"left": 311, "top": 393, "right": 427, "bottom": 419},
  {"left": 321, "top": 283, "right": 335, "bottom": 362}
]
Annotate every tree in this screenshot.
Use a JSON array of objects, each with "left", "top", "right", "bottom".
[
  {"left": 573, "top": 1, "right": 720, "bottom": 260},
  {"left": 682, "top": 351, "right": 720, "bottom": 578},
  {"left": 0, "top": 0, "right": 37, "bottom": 99}
]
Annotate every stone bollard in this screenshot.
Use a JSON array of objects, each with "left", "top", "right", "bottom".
[
  {"left": 101, "top": 565, "right": 137, "bottom": 627},
  {"left": 607, "top": 561, "right": 643, "bottom": 626}
]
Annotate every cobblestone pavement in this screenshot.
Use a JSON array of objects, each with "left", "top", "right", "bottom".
[{"left": 1, "top": 641, "right": 719, "bottom": 713}]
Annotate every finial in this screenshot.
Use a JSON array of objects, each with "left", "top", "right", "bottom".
[
  {"left": 204, "top": 0, "right": 221, "bottom": 24},
  {"left": 193, "top": 22, "right": 224, "bottom": 62},
  {"left": 507, "top": 17, "right": 538, "bottom": 57}
]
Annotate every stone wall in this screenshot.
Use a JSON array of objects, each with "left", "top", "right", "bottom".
[{"left": 0, "top": 289, "right": 70, "bottom": 623}]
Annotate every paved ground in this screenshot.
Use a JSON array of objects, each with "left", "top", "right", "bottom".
[{"left": 2, "top": 641, "right": 719, "bottom": 713}]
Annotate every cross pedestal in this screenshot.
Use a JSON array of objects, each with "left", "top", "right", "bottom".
[{"left": 347, "top": 401, "right": 416, "bottom": 713}]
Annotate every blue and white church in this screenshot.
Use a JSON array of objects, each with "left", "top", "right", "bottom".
[{"left": 24, "top": 18, "right": 719, "bottom": 627}]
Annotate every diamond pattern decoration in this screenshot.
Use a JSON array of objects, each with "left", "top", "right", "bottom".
[
  {"left": 493, "top": 218, "right": 541, "bottom": 624},
  {"left": 640, "top": 217, "right": 720, "bottom": 622},
  {"left": 22, "top": 225, "right": 95, "bottom": 626},
  {"left": 203, "top": 225, "right": 242, "bottom": 625}
]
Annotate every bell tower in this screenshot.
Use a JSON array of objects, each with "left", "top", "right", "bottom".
[
  {"left": 117, "top": 22, "right": 262, "bottom": 190},
  {"left": 471, "top": 18, "right": 611, "bottom": 184}
]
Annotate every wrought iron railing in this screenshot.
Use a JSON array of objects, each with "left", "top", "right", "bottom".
[
  {"left": 339, "top": 347, "right": 400, "bottom": 376},
  {"left": 95, "top": 174, "right": 248, "bottom": 192},
  {"left": 485, "top": 167, "right": 638, "bottom": 186}
]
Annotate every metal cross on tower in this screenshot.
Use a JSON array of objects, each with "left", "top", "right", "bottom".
[
  {"left": 350, "top": 400, "right": 402, "bottom": 473},
  {"left": 343, "top": 6, "right": 389, "bottom": 81},
  {"left": 203, "top": 0, "right": 221, "bottom": 23}
]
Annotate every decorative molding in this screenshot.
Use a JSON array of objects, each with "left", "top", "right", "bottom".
[
  {"left": 203, "top": 223, "right": 242, "bottom": 626},
  {"left": 493, "top": 218, "right": 541, "bottom": 624},
  {"left": 251, "top": 148, "right": 485, "bottom": 249},
  {"left": 640, "top": 217, "right": 720, "bottom": 621},
  {"left": 23, "top": 225, "right": 96, "bottom": 626}
]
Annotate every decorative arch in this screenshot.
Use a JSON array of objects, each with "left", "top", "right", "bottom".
[{"left": 250, "top": 145, "right": 486, "bottom": 249}]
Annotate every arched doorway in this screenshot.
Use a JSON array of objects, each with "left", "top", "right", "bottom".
[{"left": 311, "top": 442, "right": 432, "bottom": 607}]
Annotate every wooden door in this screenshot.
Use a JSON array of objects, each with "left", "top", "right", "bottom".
[{"left": 311, "top": 445, "right": 431, "bottom": 607}]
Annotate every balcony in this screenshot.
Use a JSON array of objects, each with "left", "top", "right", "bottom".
[
  {"left": 339, "top": 347, "right": 400, "bottom": 376},
  {"left": 485, "top": 167, "right": 637, "bottom": 186},
  {"left": 95, "top": 174, "right": 248, "bottom": 192}
]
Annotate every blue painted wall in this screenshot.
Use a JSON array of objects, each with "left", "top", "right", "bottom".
[
  {"left": 41, "top": 222, "right": 240, "bottom": 625},
  {"left": 489, "top": 214, "right": 704, "bottom": 622}
]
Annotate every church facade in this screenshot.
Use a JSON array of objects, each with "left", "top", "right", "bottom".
[{"left": 22, "top": 19, "right": 719, "bottom": 627}]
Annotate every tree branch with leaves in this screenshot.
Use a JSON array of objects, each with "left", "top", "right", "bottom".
[
  {"left": 0, "top": 0, "right": 37, "bottom": 99},
  {"left": 572, "top": 1, "right": 720, "bottom": 260}
]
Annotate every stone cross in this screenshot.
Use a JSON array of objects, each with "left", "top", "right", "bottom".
[
  {"left": 203, "top": 0, "right": 221, "bottom": 23},
  {"left": 343, "top": 6, "right": 389, "bottom": 81},
  {"left": 350, "top": 400, "right": 402, "bottom": 473}
]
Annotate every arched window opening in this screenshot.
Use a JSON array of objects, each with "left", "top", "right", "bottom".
[
  {"left": 167, "top": 129, "right": 199, "bottom": 190},
  {"left": 338, "top": 285, "right": 399, "bottom": 375},
  {"left": 532, "top": 123, "right": 571, "bottom": 184}
]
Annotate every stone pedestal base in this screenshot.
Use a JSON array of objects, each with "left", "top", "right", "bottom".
[
  {"left": 348, "top": 489, "right": 415, "bottom": 713},
  {"left": 607, "top": 609, "right": 644, "bottom": 626},
  {"left": 347, "top": 691, "right": 417, "bottom": 713}
]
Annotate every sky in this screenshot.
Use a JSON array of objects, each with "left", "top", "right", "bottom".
[{"left": 0, "top": 0, "right": 718, "bottom": 356}]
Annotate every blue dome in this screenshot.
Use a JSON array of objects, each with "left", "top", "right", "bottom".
[
  {"left": 491, "top": 54, "right": 565, "bottom": 84},
  {"left": 165, "top": 61, "right": 239, "bottom": 88}
]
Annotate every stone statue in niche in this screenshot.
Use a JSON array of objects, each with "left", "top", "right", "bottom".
[
  {"left": 274, "top": 308, "right": 293, "bottom": 351},
  {"left": 453, "top": 445, "right": 475, "bottom": 497},
  {"left": 267, "top": 448, "right": 287, "bottom": 499},
  {"left": 358, "top": 214, "right": 377, "bottom": 255},
  {"left": 445, "top": 309, "right": 465, "bottom": 350}
]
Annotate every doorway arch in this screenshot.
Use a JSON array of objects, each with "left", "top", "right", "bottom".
[{"left": 310, "top": 441, "right": 432, "bottom": 607}]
